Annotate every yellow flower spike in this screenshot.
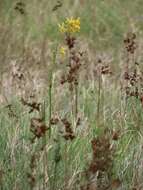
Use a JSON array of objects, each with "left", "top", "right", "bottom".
[
  {"left": 58, "top": 17, "right": 80, "bottom": 34},
  {"left": 66, "top": 17, "right": 80, "bottom": 33},
  {"left": 60, "top": 46, "right": 66, "bottom": 57}
]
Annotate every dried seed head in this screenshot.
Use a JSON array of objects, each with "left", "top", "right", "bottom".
[{"left": 124, "top": 32, "right": 137, "bottom": 54}]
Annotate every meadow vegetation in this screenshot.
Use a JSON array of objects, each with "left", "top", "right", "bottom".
[{"left": 0, "top": 0, "right": 143, "bottom": 189}]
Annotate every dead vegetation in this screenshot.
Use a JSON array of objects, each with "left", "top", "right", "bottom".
[{"left": 0, "top": 1, "right": 143, "bottom": 190}]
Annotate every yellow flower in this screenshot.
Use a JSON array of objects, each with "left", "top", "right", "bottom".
[
  {"left": 66, "top": 17, "right": 80, "bottom": 33},
  {"left": 58, "top": 23, "right": 67, "bottom": 33},
  {"left": 60, "top": 46, "right": 66, "bottom": 57},
  {"left": 58, "top": 17, "right": 80, "bottom": 34}
]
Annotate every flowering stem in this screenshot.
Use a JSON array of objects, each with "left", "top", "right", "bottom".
[
  {"left": 97, "top": 74, "right": 102, "bottom": 128},
  {"left": 48, "top": 45, "right": 58, "bottom": 138},
  {"left": 48, "top": 82, "right": 52, "bottom": 138}
]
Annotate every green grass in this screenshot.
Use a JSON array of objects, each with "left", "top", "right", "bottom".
[
  {"left": 1, "top": 0, "right": 143, "bottom": 51},
  {"left": 0, "top": 86, "right": 143, "bottom": 189},
  {"left": 0, "top": 0, "right": 143, "bottom": 189}
]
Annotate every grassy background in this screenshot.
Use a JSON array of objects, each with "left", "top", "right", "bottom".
[
  {"left": 0, "top": 0, "right": 143, "bottom": 189},
  {"left": 1, "top": 0, "right": 143, "bottom": 51}
]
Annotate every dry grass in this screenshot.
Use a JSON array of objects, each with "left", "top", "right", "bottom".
[{"left": 0, "top": 0, "right": 143, "bottom": 190}]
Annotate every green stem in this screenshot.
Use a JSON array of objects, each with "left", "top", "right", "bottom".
[
  {"left": 48, "top": 82, "right": 52, "bottom": 138},
  {"left": 41, "top": 101, "right": 47, "bottom": 189},
  {"left": 48, "top": 44, "right": 58, "bottom": 138},
  {"left": 75, "top": 83, "right": 78, "bottom": 122},
  {"left": 97, "top": 74, "right": 101, "bottom": 127}
]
